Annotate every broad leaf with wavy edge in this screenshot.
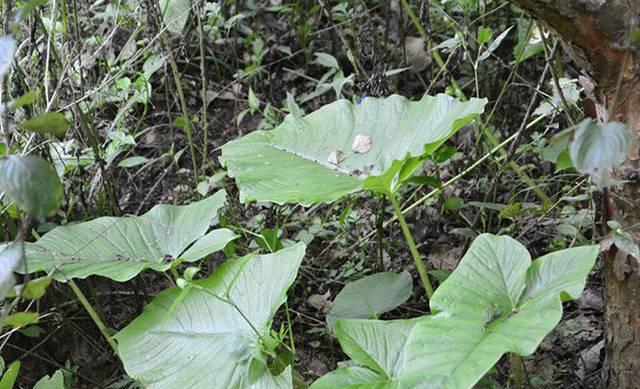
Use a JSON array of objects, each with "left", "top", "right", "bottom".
[
  {"left": 115, "top": 243, "right": 306, "bottom": 389},
  {"left": 311, "top": 234, "right": 598, "bottom": 389},
  {"left": 220, "top": 94, "right": 486, "bottom": 206},
  {"left": 25, "top": 191, "right": 237, "bottom": 282}
]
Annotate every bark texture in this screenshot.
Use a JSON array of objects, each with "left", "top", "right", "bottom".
[{"left": 508, "top": 1, "right": 640, "bottom": 387}]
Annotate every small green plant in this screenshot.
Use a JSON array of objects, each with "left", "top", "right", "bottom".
[
  {"left": 311, "top": 234, "right": 597, "bottom": 388},
  {"left": 8, "top": 90, "right": 602, "bottom": 389}
]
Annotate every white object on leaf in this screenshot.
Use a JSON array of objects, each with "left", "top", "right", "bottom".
[{"left": 352, "top": 134, "right": 372, "bottom": 154}]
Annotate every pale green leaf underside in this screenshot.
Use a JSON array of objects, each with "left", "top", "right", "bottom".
[
  {"left": 220, "top": 94, "right": 486, "bottom": 206},
  {"left": 311, "top": 234, "right": 598, "bottom": 389},
  {"left": 24, "top": 191, "right": 234, "bottom": 282},
  {"left": 161, "top": 0, "right": 191, "bottom": 34},
  {"left": 327, "top": 272, "right": 413, "bottom": 328},
  {"left": 115, "top": 243, "right": 306, "bottom": 389},
  {"left": 569, "top": 119, "right": 630, "bottom": 188},
  {"left": 0, "top": 244, "right": 21, "bottom": 299}
]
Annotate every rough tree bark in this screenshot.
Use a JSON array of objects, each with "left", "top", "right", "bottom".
[{"left": 507, "top": 1, "right": 639, "bottom": 387}]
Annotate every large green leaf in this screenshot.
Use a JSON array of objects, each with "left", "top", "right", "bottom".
[
  {"left": 220, "top": 94, "right": 486, "bottom": 205},
  {"left": 25, "top": 191, "right": 236, "bottom": 282},
  {"left": 327, "top": 272, "right": 413, "bottom": 328},
  {"left": 0, "top": 155, "right": 63, "bottom": 219},
  {"left": 311, "top": 234, "right": 598, "bottom": 389},
  {"left": 115, "top": 243, "right": 306, "bottom": 389}
]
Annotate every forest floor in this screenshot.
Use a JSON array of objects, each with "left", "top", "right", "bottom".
[{"left": 2, "top": 1, "right": 604, "bottom": 388}]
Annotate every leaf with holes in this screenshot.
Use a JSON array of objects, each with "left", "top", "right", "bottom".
[
  {"left": 24, "top": 191, "right": 237, "bottom": 282},
  {"left": 311, "top": 234, "right": 598, "bottom": 389},
  {"left": 115, "top": 243, "right": 305, "bottom": 389},
  {"left": 220, "top": 94, "right": 486, "bottom": 206}
]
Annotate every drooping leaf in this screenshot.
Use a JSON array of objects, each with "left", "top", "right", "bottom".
[
  {"left": 117, "top": 156, "right": 150, "bottom": 168},
  {"left": 2, "top": 312, "right": 39, "bottom": 328},
  {"left": 0, "top": 36, "right": 16, "bottom": 80},
  {"left": 160, "top": 0, "right": 191, "bottom": 34},
  {"left": 25, "top": 191, "right": 236, "bottom": 282},
  {"left": 33, "top": 369, "right": 64, "bottom": 389},
  {"left": 569, "top": 119, "right": 630, "bottom": 188},
  {"left": 0, "top": 244, "right": 21, "bottom": 299},
  {"left": 142, "top": 54, "right": 166, "bottom": 79},
  {"left": 607, "top": 220, "right": 640, "bottom": 260},
  {"left": 180, "top": 228, "right": 239, "bottom": 261},
  {"left": 14, "top": 276, "right": 52, "bottom": 300},
  {"left": 115, "top": 243, "right": 306, "bottom": 389},
  {"left": 311, "top": 234, "right": 598, "bottom": 389},
  {"left": 478, "top": 26, "right": 513, "bottom": 62},
  {"left": 220, "top": 94, "right": 486, "bottom": 206},
  {"left": 9, "top": 91, "right": 37, "bottom": 109},
  {"left": 0, "top": 155, "right": 63, "bottom": 219},
  {"left": 0, "top": 360, "right": 20, "bottom": 389},
  {"left": 19, "top": 112, "right": 68, "bottom": 138},
  {"left": 327, "top": 272, "right": 412, "bottom": 328}
]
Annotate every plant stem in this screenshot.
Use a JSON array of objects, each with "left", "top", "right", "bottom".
[
  {"left": 511, "top": 353, "right": 524, "bottom": 389},
  {"left": 196, "top": 0, "right": 209, "bottom": 174},
  {"left": 68, "top": 280, "right": 118, "bottom": 354},
  {"left": 388, "top": 193, "right": 434, "bottom": 300},
  {"left": 284, "top": 300, "right": 295, "bottom": 354}
]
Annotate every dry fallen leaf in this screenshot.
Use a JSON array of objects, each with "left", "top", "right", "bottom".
[
  {"left": 308, "top": 290, "right": 332, "bottom": 313},
  {"left": 405, "top": 36, "right": 431, "bottom": 72},
  {"left": 428, "top": 244, "right": 464, "bottom": 270},
  {"left": 307, "top": 358, "right": 329, "bottom": 377},
  {"left": 352, "top": 134, "right": 372, "bottom": 154},
  {"left": 327, "top": 150, "right": 345, "bottom": 165}
]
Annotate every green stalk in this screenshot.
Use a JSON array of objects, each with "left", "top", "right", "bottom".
[
  {"left": 511, "top": 353, "right": 524, "bottom": 388},
  {"left": 284, "top": 300, "right": 295, "bottom": 354},
  {"left": 388, "top": 194, "right": 434, "bottom": 300},
  {"left": 68, "top": 280, "right": 118, "bottom": 354}
]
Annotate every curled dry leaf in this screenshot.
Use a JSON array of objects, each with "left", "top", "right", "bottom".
[
  {"left": 351, "top": 134, "right": 372, "bottom": 154},
  {"left": 327, "top": 150, "right": 345, "bottom": 166},
  {"left": 308, "top": 290, "right": 332, "bottom": 313},
  {"left": 405, "top": 36, "right": 431, "bottom": 72}
]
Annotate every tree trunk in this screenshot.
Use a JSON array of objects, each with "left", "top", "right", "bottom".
[{"left": 507, "top": 1, "right": 640, "bottom": 387}]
